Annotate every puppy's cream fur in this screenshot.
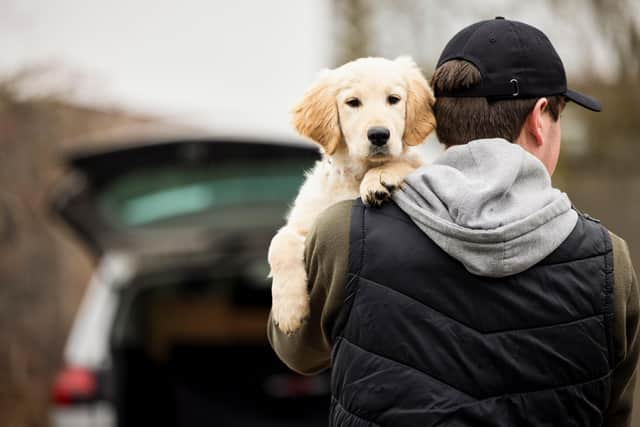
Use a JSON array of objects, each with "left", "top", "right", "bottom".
[{"left": 269, "top": 57, "right": 435, "bottom": 334}]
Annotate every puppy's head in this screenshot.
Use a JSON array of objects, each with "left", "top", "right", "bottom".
[{"left": 292, "top": 57, "right": 435, "bottom": 162}]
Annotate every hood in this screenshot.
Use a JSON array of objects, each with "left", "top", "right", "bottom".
[{"left": 393, "top": 138, "right": 578, "bottom": 277}]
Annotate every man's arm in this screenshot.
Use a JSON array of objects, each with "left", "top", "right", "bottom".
[
  {"left": 606, "top": 232, "right": 640, "bottom": 426},
  {"left": 267, "top": 200, "right": 352, "bottom": 374}
]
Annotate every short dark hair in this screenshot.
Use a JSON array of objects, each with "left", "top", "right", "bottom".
[{"left": 431, "top": 60, "right": 566, "bottom": 148}]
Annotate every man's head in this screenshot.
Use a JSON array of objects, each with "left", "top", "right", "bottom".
[
  {"left": 432, "top": 17, "right": 601, "bottom": 175},
  {"left": 432, "top": 60, "right": 566, "bottom": 174}
]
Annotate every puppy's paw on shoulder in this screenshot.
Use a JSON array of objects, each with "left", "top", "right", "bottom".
[
  {"left": 360, "top": 169, "right": 399, "bottom": 207},
  {"left": 362, "top": 186, "right": 391, "bottom": 207}
]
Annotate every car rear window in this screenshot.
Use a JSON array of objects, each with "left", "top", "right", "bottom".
[{"left": 97, "top": 161, "right": 309, "bottom": 229}]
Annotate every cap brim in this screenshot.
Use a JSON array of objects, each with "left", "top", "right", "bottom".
[{"left": 564, "top": 89, "right": 602, "bottom": 112}]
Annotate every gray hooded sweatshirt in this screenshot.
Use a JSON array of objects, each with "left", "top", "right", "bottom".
[{"left": 393, "top": 138, "right": 578, "bottom": 278}]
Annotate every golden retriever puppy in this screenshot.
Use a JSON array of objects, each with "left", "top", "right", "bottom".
[{"left": 268, "top": 56, "right": 435, "bottom": 334}]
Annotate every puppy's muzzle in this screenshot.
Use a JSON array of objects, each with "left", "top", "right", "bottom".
[{"left": 367, "top": 127, "right": 390, "bottom": 146}]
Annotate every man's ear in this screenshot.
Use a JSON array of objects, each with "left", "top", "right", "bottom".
[
  {"left": 395, "top": 56, "right": 436, "bottom": 146},
  {"left": 291, "top": 70, "right": 341, "bottom": 155},
  {"left": 525, "top": 97, "right": 548, "bottom": 146}
]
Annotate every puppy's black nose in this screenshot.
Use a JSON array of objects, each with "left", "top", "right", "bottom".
[{"left": 367, "top": 127, "right": 390, "bottom": 146}]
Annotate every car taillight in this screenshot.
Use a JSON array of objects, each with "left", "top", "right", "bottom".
[{"left": 51, "top": 366, "right": 98, "bottom": 405}]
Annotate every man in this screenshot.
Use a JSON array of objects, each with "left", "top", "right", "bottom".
[{"left": 268, "top": 17, "right": 639, "bottom": 426}]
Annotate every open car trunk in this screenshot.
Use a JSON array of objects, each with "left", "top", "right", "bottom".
[
  {"left": 111, "top": 269, "right": 329, "bottom": 427},
  {"left": 52, "top": 138, "right": 329, "bottom": 426}
]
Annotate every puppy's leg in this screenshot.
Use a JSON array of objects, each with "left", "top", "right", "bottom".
[
  {"left": 269, "top": 159, "right": 352, "bottom": 334},
  {"left": 360, "top": 158, "right": 420, "bottom": 206},
  {"left": 267, "top": 166, "right": 320, "bottom": 335},
  {"left": 268, "top": 224, "right": 309, "bottom": 334}
]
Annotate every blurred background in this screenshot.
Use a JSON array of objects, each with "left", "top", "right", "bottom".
[{"left": 0, "top": 0, "right": 638, "bottom": 426}]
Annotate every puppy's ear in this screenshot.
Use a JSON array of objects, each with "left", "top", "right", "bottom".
[
  {"left": 395, "top": 56, "right": 436, "bottom": 146},
  {"left": 291, "top": 70, "right": 341, "bottom": 155}
]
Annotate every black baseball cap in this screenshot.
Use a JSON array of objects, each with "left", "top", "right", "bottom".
[{"left": 435, "top": 17, "right": 601, "bottom": 112}]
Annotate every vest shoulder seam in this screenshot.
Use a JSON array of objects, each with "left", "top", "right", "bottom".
[
  {"left": 599, "top": 223, "right": 616, "bottom": 370},
  {"left": 538, "top": 250, "right": 611, "bottom": 267}
]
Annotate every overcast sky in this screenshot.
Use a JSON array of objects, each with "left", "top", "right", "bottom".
[
  {"left": 0, "top": 0, "right": 622, "bottom": 138},
  {"left": 0, "top": 0, "right": 331, "bottom": 137}
]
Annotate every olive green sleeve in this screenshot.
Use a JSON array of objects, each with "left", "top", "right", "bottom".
[
  {"left": 267, "top": 200, "right": 352, "bottom": 375},
  {"left": 606, "top": 231, "right": 640, "bottom": 427}
]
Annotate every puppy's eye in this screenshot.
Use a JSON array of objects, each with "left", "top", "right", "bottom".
[
  {"left": 387, "top": 95, "right": 401, "bottom": 105},
  {"left": 345, "top": 98, "right": 361, "bottom": 108}
]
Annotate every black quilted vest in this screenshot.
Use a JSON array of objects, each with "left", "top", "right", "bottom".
[{"left": 329, "top": 200, "right": 615, "bottom": 427}]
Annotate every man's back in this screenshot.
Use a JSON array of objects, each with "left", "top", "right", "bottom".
[{"left": 268, "top": 140, "right": 639, "bottom": 426}]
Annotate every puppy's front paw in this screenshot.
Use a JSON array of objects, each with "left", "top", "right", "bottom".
[
  {"left": 271, "top": 265, "right": 310, "bottom": 334},
  {"left": 360, "top": 170, "right": 400, "bottom": 207}
]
